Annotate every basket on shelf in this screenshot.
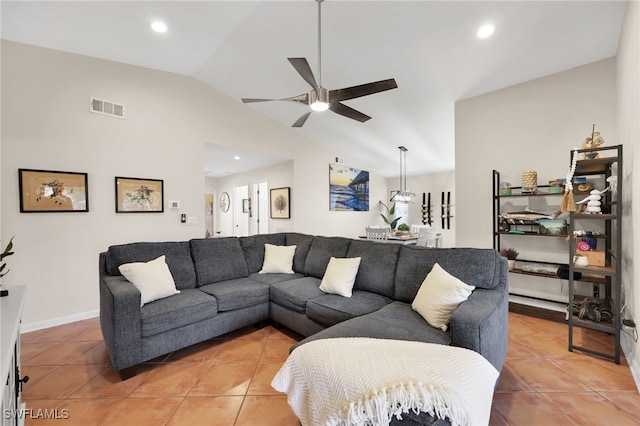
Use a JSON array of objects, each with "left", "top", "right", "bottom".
[{"left": 521, "top": 170, "right": 538, "bottom": 194}]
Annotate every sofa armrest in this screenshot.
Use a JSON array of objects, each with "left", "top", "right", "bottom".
[
  {"left": 448, "top": 260, "right": 508, "bottom": 372},
  {"left": 99, "top": 252, "right": 143, "bottom": 371}
]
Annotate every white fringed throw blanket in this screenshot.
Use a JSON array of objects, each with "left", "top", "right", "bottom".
[{"left": 272, "top": 338, "right": 499, "bottom": 426}]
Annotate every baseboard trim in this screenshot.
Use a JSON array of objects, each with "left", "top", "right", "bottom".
[
  {"left": 20, "top": 310, "right": 99, "bottom": 333},
  {"left": 621, "top": 331, "right": 640, "bottom": 392}
]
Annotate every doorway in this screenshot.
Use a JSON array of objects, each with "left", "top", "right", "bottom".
[
  {"left": 252, "top": 181, "right": 269, "bottom": 234},
  {"left": 204, "top": 192, "right": 215, "bottom": 238},
  {"left": 234, "top": 185, "right": 250, "bottom": 237}
]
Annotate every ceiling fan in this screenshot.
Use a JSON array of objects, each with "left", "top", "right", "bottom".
[{"left": 241, "top": 0, "right": 398, "bottom": 127}]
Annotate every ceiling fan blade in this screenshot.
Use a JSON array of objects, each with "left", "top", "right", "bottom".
[
  {"left": 288, "top": 58, "right": 319, "bottom": 90},
  {"left": 292, "top": 111, "right": 312, "bottom": 127},
  {"left": 329, "top": 102, "right": 371, "bottom": 123},
  {"left": 329, "top": 78, "right": 398, "bottom": 102},
  {"left": 242, "top": 98, "right": 277, "bottom": 103},
  {"left": 242, "top": 93, "right": 310, "bottom": 106}
]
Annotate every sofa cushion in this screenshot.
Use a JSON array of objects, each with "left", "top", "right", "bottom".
[
  {"left": 346, "top": 240, "right": 400, "bottom": 298},
  {"left": 106, "top": 241, "right": 197, "bottom": 290},
  {"left": 140, "top": 289, "right": 218, "bottom": 337},
  {"left": 293, "top": 301, "right": 451, "bottom": 351},
  {"left": 239, "top": 233, "right": 286, "bottom": 274},
  {"left": 270, "top": 277, "right": 324, "bottom": 313},
  {"left": 306, "top": 291, "right": 392, "bottom": 327},
  {"left": 199, "top": 278, "right": 269, "bottom": 312},
  {"left": 395, "top": 246, "right": 502, "bottom": 303},
  {"left": 412, "top": 263, "right": 475, "bottom": 331},
  {"left": 190, "top": 237, "right": 249, "bottom": 285},
  {"left": 319, "top": 257, "right": 361, "bottom": 298},
  {"left": 118, "top": 255, "right": 180, "bottom": 307},
  {"left": 259, "top": 244, "right": 296, "bottom": 274},
  {"left": 248, "top": 272, "right": 305, "bottom": 285},
  {"left": 285, "top": 233, "right": 314, "bottom": 273},
  {"left": 304, "top": 236, "right": 352, "bottom": 278}
]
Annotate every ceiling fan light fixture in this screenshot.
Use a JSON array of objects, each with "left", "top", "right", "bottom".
[
  {"left": 310, "top": 87, "right": 329, "bottom": 111},
  {"left": 310, "top": 101, "right": 329, "bottom": 112}
]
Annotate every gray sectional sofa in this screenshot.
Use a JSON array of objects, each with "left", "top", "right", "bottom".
[{"left": 99, "top": 232, "right": 508, "bottom": 387}]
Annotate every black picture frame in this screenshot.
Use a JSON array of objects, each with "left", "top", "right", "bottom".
[
  {"left": 18, "top": 168, "right": 89, "bottom": 213},
  {"left": 270, "top": 187, "right": 290, "bottom": 219},
  {"left": 115, "top": 176, "right": 164, "bottom": 213}
]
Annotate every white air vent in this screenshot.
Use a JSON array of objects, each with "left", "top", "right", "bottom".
[{"left": 90, "top": 97, "right": 125, "bottom": 119}]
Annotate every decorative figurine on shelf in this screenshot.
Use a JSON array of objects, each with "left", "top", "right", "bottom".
[
  {"left": 575, "top": 184, "right": 611, "bottom": 214},
  {"left": 582, "top": 125, "right": 604, "bottom": 159},
  {"left": 607, "top": 175, "right": 618, "bottom": 199}
]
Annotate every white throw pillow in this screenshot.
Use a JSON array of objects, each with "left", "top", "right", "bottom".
[
  {"left": 319, "top": 257, "right": 361, "bottom": 298},
  {"left": 259, "top": 244, "right": 297, "bottom": 274},
  {"left": 118, "top": 255, "right": 180, "bottom": 307},
  {"left": 411, "top": 263, "right": 475, "bottom": 331}
]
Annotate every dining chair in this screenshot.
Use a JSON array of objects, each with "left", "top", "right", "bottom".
[
  {"left": 365, "top": 227, "right": 388, "bottom": 240},
  {"left": 416, "top": 228, "right": 439, "bottom": 247},
  {"left": 411, "top": 224, "right": 430, "bottom": 235}
]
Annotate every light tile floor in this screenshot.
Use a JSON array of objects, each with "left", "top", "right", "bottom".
[{"left": 17, "top": 312, "right": 640, "bottom": 425}]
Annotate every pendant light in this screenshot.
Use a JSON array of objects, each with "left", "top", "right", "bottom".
[{"left": 390, "top": 146, "right": 415, "bottom": 203}]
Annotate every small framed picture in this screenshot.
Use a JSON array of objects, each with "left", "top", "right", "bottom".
[
  {"left": 270, "top": 187, "right": 290, "bottom": 219},
  {"left": 242, "top": 198, "right": 250, "bottom": 213},
  {"left": 115, "top": 177, "right": 164, "bottom": 213},
  {"left": 19, "top": 168, "right": 89, "bottom": 212}
]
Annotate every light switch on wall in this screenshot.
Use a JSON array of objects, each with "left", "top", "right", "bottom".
[{"left": 187, "top": 216, "right": 197, "bottom": 226}]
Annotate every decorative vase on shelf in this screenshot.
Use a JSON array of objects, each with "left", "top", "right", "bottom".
[
  {"left": 574, "top": 255, "right": 589, "bottom": 267},
  {"left": 508, "top": 259, "right": 516, "bottom": 271},
  {"left": 582, "top": 232, "right": 597, "bottom": 250}
]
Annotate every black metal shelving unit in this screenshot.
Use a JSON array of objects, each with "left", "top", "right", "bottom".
[
  {"left": 567, "top": 145, "right": 622, "bottom": 364},
  {"left": 492, "top": 171, "right": 570, "bottom": 318},
  {"left": 492, "top": 170, "right": 612, "bottom": 321}
]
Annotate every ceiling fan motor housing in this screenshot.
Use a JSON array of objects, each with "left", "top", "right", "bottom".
[{"left": 310, "top": 87, "right": 329, "bottom": 105}]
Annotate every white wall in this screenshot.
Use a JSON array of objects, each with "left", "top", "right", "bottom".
[
  {"left": 616, "top": 0, "right": 640, "bottom": 388},
  {"left": 0, "top": 41, "right": 387, "bottom": 327},
  {"left": 386, "top": 171, "right": 456, "bottom": 247},
  {"left": 215, "top": 160, "right": 294, "bottom": 236},
  {"left": 455, "top": 57, "right": 617, "bottom": 303}
]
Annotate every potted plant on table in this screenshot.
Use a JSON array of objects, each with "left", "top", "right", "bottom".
[
  {"left": 396, "top": 223, "right": 411, "bottom": 236},
  {"left": 1, "top": 237, "right": 15, "bottom": 297},
  {"left": 378, "top": 201, "right": 400, "bottom": 231},
  {"left": 499, "top": 247, "right": 519, "bottom": 271}
]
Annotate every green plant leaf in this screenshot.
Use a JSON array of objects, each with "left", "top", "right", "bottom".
[{"left": 0, "top": 237, "right": 14, "bottom": 261}]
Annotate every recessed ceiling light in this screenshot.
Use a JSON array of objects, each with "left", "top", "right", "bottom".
[
  {"left": 150, "top": 21, "right": 168, "bottom": 33},
  {"left": 477, "top": 24, "right": 495, "bottom": 39},
  {"left": 234, "top": 156, "right": 240, "bottom": 160}
]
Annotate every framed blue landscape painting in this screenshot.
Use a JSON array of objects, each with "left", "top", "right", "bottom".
[{"left": 329, "top": 164, "right": 369, "bottom": 211}]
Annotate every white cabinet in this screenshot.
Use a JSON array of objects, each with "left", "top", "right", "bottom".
[{"left": 1, "top": 285, "right": 27, "bottom": 426}]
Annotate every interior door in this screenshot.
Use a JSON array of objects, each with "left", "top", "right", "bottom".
[
  {"left": 253, "top": 181, "right": 269, "bottom": 234},
  {"left": 233, "top": 185, "right": 249, "bottom": 237}
]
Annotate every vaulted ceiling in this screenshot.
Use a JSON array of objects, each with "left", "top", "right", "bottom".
[{"left": 1, "top": 1, "right": 627, "bottom": 177}]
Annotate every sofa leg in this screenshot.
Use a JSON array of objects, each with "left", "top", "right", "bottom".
[{"left": 119, "top": 366, "right": 137, "bottom": 381}]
